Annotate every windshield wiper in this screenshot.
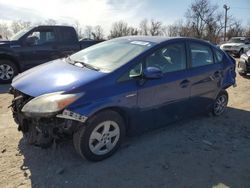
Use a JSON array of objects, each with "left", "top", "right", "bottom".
[
  {"left": 80, "top": 62, "right": 100, "bottom": 71},
  {"left": 67, "top": 57, "right": 100, "bottom": 71}
]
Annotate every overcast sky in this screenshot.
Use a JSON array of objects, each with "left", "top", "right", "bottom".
[{"left": 0, "top": 0, "right": 249, "bottom": 35}]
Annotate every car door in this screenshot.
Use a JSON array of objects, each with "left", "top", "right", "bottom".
[
  {"left": 136, "top": 42, "right": 190, "bottom": 131},
  {"left": 187, "top": 41, "right": 224, "bottom": 113},
  {"left": 18, "top": 27, "right": 59, "bottom": 69},
  {"left": 56, "top": 27, "right": 80, "bottom": 57}
]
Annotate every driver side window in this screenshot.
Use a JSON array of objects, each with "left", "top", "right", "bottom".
[
  {"left": 26, "top": 29, "right": 56, "bottom": 46},
  {"left": 145, "top": 43, "right": 186, "bottom": 73}
]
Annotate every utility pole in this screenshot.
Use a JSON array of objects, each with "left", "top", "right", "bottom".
[{"left": 223, "top": 4, "right": 230, "bottom": 42}]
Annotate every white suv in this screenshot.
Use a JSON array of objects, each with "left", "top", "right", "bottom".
[{"left": 220, "top": 37, "right": 250, "bottom": 57}]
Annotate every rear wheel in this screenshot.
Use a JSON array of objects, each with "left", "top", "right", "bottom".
[
  {"left": 0, "top": 60, "right": 18, "bottom": 84},
  {"left": 212, "top": 91, "right": 228, "bottom": 116},
  {"left": 73, "top": 110, "right": 125, "bottom": 161}
]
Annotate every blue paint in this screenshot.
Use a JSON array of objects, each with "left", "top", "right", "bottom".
[{"left": 11, "top": 36, "right": 236, "bottom": 134}]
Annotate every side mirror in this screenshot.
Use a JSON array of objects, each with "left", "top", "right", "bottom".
[
  {"left": 245, "top": 42, "right": 250, "bottom": 45},
  {"left": 25, "top": 36, "right": 37, "bottom": 46},
  {"left": 143, "top": 67, "right": 163, "bottom": 79}
]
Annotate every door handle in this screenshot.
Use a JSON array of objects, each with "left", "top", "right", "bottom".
[
  {"left": 210, "top": 71, "right": 221, "bottom": 80},
  {"left": 179, "top": 79, "right": 190, "bottom": 88},
  {"left": 214, "top": 71, "right": 221, "bottom": 77}
]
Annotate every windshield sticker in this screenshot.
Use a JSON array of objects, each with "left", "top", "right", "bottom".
[{"left": 130, "top": 41, "right": 151, "bottom": 46}]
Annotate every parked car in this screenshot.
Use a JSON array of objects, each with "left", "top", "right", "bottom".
[
  {"left": 238, "top": 49, "right": 250, "bottom": 76},
  {"left": 9, "top": 37, "right": 236, "bottom": 161},
  {"left": 0, "top": 25, "right": 103, "bottom": 83},
  {"left": 220, "top": 37, "right": 250, "bottom": 57}
]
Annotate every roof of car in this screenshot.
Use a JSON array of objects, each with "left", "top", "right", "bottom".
[
  {"left": 36, "top": 25, "right": 75, "bottom": 29},
  {"left": 116, "top": 36, "right": 209, "bottom": 44}
]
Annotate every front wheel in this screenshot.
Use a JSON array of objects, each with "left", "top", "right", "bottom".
[
  {"left": 212, "top": 91, "right": 228, "bottom": 116},
  {"left": 73, "top": 110, "right": 125, "bottom": 161}
]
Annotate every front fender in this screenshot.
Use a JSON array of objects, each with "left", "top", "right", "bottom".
[{"left": 66, "top": 91, "right": 137, "bottom": 119}]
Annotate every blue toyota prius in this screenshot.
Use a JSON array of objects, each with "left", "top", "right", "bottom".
[{"left": 10, "top": 36, "right": 236, "bottom": 161}]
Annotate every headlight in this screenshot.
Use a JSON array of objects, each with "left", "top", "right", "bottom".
[{"left": 22, "top": 91, "right": 83, "bottom": 116}]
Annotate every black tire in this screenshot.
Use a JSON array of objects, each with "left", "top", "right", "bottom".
[
  {"left": 73, "top": 110, "right": 125, "bottom": 161},
  {"left": 0, "top": 60, "right": 18, "bottom": 84},
  {"left": 212, "top": 90, "right": 228, "bottom": 116},
  {"left": 239, "top": 72, "right": 247, "bottom": 77}
]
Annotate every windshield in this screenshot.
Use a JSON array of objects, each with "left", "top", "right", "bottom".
[
  {"left": 70, "top": 39, "right": 154, "bottom": 72},
  {"left": 228, "top": 38, "right": 245, "bottom": 43},
  {"left": 10, "top": 27, "right": 32, "bottom": 41}
]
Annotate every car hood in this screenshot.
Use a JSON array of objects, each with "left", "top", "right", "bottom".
[
  {"left": 11, "top": 59, "right": 106, "bottom": 97},
  {"left": 222, "top": 43, "right": 244, "bottom": 47},
  {"left": 0, "top": 41, "right": 10, "bottom": 48},
  {"left": 0, "top": 40, "right": 20, "bottom": 49}
]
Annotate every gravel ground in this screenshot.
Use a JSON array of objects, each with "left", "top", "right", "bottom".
[{"left": 0, "top": 62, "right": 250, "bottom": 188}]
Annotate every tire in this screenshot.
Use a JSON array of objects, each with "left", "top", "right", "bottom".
[
  {"left": 73, "top": 110, "right": 125, "bottom": 161},
  {"left": 239, "top": 72, "right": 247, "bottom": 77},
  {"left": 0, "top": 60, "right": 18, "bottom": 84},
  {"left": 212, "top": 90, "right": 228, "bottom": 116}
]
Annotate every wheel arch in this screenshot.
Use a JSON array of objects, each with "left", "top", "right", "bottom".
[
  {"left": 87, "top": 106, "right": 130, "bottom": 134},
  {"left": 217, "top": 89, "right": 228, "bottom": 98},
  {"left": 0, "top": 54, "right": 21, "bottom": 72}
]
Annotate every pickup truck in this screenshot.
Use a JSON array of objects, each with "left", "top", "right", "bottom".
[
  {"left": 0, "top": 25, "right": 103, "bottom": 83},
  {"left": 220, "top": 37, "right": 250, "bottom": 57}
]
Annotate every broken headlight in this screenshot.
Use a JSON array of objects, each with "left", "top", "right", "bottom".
[{"left": 22, "top": 91, "right": 83, "bottom": 116}]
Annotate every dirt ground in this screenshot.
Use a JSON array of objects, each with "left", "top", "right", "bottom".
[{"left": 1, "top": 61, "right": 250, "bottom": 188}]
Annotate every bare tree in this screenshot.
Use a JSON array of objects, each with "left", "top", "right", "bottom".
[
  {"left": 84, "top": 25, "right": 93, "bottom": 39},
  {"left": 227, "top": 20, "right": 244, "bottom": 39},
  {"left": 73, "top": 21, "right": 83, "bottom": 39},
  {"left": 128, "top": 27, "right": 138, "bottom": 36},
  {"left": 149, "top": 19, "right": 164, "bottom": 36},
  {"left": 44, "top": 19, "right": 57, "bottom": 25},
  {"left": 167, "top": 24, "right": 180, "bottom": 37},
  {"left": 11, "top": 20, "right": 31, "bottom": 34},
  {"left": 185, "top": 0, "right": 219, "bottom": 38},
  {"left": 0, "top": 22, "right": 12, "bottom": 39},
  {"left": 108, "top": 21, "right": 130, "bottom": 39},
  {"left": 139, "top": 19, "right": 166, "bottom": 36},
  {"left": 139, "top": 19, "right": 149, "bottom": 35},
  {"left": 182, "top": 0, "right": 244, "bottom": 43},
  {"left": 92, "top": 25, "right": 104, "bottom": 40}
]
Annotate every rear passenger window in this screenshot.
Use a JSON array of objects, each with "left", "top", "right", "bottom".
[
  {"left": 190, "top": 43, "right": 214, "bottom": 67},
  {"left": 60, "top": 28, "right": 77, "bottom": 44}
]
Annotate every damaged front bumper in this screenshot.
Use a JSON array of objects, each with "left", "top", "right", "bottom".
[
  {"left": 56, "top": 109, "right": 87, "bottom": 123},
  {"left": 9, "top": 87, "right": 87, "bottom": 147}
]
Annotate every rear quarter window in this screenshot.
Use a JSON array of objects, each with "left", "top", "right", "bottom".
[
  {"left": 60, "top": 27, "right": 77, "bottom": 44},
  {"left": 214, "top": 48, "right": 224, "bottom": 63},
  {"left": 190, "top": 42, "right": 214, "bottom": 67}
]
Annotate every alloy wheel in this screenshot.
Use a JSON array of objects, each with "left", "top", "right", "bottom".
[
  {"left": 214, "top": 94, "right": 227, "bottom": 115},
  {"left": 89, "top": 120, "right": 120, "bottom": 155},
  {"left": 0, "top": 64, "right": 14, "bottom": 80}
]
